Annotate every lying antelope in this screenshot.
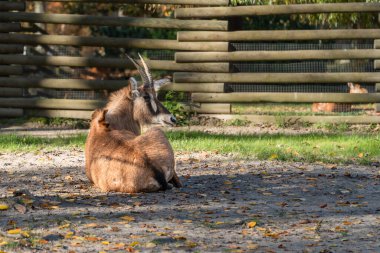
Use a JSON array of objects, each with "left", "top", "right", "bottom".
[
  {"left": 312, "top": 82, "right": 368, "bottom": 112},
  {"left": 85, "top": 54, "right": 182, "bottom": 192}
]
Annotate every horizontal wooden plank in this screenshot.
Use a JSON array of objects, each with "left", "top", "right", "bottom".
[
  {"left": 182, "top": 103, "right": 231, "bottom": 114},
  {"left": 0, "top": 98, "right": 106, "bottom": 110},
  {"left": 176, "top": 3, "right": 380, "bottom": 18},
  {"left": 0, "top": 55, "right": 230, "bottom": 72},
  {"left": 176, "top": 49, "right": 380, "bottom": 62},
  {"left": 162, "top": 83, "right": 225, "bottom": 92},
  {"left": 0, "top": 88, "right": 23, "bottom": 97},
  {"left": 0, "top": 34, "right": 229, "bottom": 52},
  {"left": 0, "top": 77, "right": 128, "bottom": 90},
  {"left": 0, "top": 12, "right": 228, "bottom": 31},
  {"left": 375, "top": 60, "right": 380, "bottom": 70},
  {"left": 0, "top": 2, "right": 25, "bottom": 11},
  {"left": 0, "top": 66, "right": 23, "bottom": 76},
  {"left": 375, "top": 40, "right": 380, "bottom": 49},
  {"left": 0, "top": 108, "right": 23, "bottom": 118},
  {"left": 0, "top": 23, "right": 21, "bottom": 33},
  {"left": 178, "top": 29, "right": 380, "bottom": 42},
  {"left": 174, "top": 72, "right": 380, "bottom": 83},
  {"left": 0, "top": 44, "right": 24, "bottom": 54},
  {"left": 200, "top": 114, "right": 380, "bottom": 124},
  {"left": 31, "top": 0, "right": 229, "bottom": 5},
  {"left": 25, "top": 109, "right": 92, "bottom": 119},
  {"left": 192, "top": 92, "right": 380, "bottom": 103}
]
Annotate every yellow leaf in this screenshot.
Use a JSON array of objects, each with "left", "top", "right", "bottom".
[
  {"left": 269, "top": 154, "right": 278, "bottom": 160},
  {"left": 58, "top": 223, "right": 70, "bottom": 229},
  {"left": 0, "top": 241, "right": 8, "bottom": 246},
  {"left": 7, "top": 228, "right": 21, "bottom": 234},
  {"left": 358, "top": 153, "right": 364, "bottom": 158},
  {"left": 247, "top": 221, "right": 257, "bottom": 228},
  {"left": 65, "top": 231, "right": 74, "bottom": 239},
  {"left": 129, "top": 241, "right": 140, "bottom": 247},
  {"left": 101, "top": 241, "right": 110, "bottom": 245},
  {"left": 215, "top": 221, "right": 224, "bottom": 225},
  {"left": 0, "top": 204, "right": 9, "bottom": 211},
  {"left": 21, "top": 231, "right": 30, "bottom": 238},
  {"left": 120, "top": 215, "right": 135, "bottom": 222}
]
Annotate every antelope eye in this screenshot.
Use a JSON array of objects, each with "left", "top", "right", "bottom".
[{"left": 143, "top": 95, "right": 150, "bottom": 101}]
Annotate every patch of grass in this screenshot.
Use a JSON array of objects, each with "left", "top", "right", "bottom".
[
  {"left": 0, "top": 134, "right": 86, "bottom": 152},
  {"left": 167, "top": 131, "right": 380, "bottom": 165},
  {"left": 0, "top": 131, "right": 379, "bottom": 165}
]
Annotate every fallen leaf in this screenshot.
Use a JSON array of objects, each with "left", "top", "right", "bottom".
[
  {"left": 120, "top": 215, "right": 135, "bottom": 222},
  {"left": 247, "top": 221, "right": 257, "bottom": 228},
  {"left": 129, "top": 241, "right": 140, "bottom": 247},
  {"left": 0, "top": 204, "right": 9, "bottom": 211},
  {"left": 7, "top": 228, "right": 21, "bottom": 234},
  {"left": 14, "top": 204, "right": 26, "bottom": 214},
  {"left": 85, "top": 236, "right": 101, "bottom": 242},
  {"left": 38, "top": 239, "right": 49, "bottom": 244},
  {"left": 145, "top": 242, "right": 156, "bottom": 248},
  {"left": 101, "top": 241, "right": 110, "bottom": 245}
]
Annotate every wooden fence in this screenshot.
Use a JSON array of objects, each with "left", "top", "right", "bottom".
[{"left": 0, "top": 1, "right": 380, "bottom": 123}]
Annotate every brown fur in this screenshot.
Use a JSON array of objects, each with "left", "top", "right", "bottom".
[
  {"left": 85, "top": 109, "right": 179, "bottom": 193},
  {"left": 312, "top": 83, "right": 368, "bottom": 113},
  {"left": 85, "top": 79, "right": 182, "bottom": 193}
]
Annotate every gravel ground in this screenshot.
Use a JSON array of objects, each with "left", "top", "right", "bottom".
[{"left": 0, "top": 149, "right": 379, "bottom": 253}]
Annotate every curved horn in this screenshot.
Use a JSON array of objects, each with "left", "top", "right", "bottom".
[
  {"left": 138, "top": 53, "right": 153, "bottom": 87},
  {"left": 126, "top": 54, "right": 150, "bottom": 86}
]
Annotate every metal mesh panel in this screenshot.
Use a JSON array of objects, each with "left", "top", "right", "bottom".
[
  {"left": 227, "top": 83, "right": 375, "bottom": 93},
  {"left": 231, "top": 42, "right": 374, "bottom": 51},
  {"left": 232, "top": 60, "right": 376, "bottom": 73}
]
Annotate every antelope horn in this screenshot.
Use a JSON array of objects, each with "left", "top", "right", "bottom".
[
  {"left": 126, "top": 54, "right": 150, "bottom": 87},
  {"left": 138, "top": 53, "right": 153, "bottom": 87}
]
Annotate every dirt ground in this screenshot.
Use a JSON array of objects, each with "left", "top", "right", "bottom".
[{"left": 1, "top": 147, "right": 380, "bottom": 253}]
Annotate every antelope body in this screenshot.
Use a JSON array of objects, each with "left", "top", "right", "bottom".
[
  {"left": 85, "top": 54, "right": 182, "bottom": 193},
  {"left": 312, "top": 82, "right": 368, "bottom": 113}
]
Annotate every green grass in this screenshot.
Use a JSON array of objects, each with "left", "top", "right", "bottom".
[{"left": 0, "top": 132, "right": 379, "bottom": 165}]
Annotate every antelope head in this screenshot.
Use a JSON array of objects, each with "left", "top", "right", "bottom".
[{"left": 127, "top": 54, "right": 177, "bottom": 128}]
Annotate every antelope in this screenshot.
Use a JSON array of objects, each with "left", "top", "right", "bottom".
[
  {"left": 85, "top": 54, "right": 182, "bottom": 192},
  {"left": 312, "top": 82, "right": 368, "bottom": 112}
]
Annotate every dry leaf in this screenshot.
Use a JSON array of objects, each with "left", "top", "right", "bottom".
[
  {"left": 7, "top": 228, "right": 21, "bottom": 234},
  {"left": 14, "top": 204, "right": 26, "bottom": 214},
  {"left": 120, "top": 215, "right": 135, "bottom": 222},
  {"left": 0, "top": 204, "right": 9, "bottom": 211},
  {"left": 247, "top": 221, "right": 257, "bottom": 228}
]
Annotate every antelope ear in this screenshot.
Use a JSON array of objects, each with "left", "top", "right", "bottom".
[
  {"left": 99, "top": 109, "right": 110, "bottom": 128},
  {"left": 129, "top": 77, "right": 140, "bottom": 99},
  {"left": 149, "top": 93, "right": 158, "bottom": 113},
  {"left": 347, "top": 82, "right": 354, "bottom": 89},
  {"left": 153, "top": 78, "right": 171, "bottom": 93}
]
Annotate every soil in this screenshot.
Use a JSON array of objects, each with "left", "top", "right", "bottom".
[{"left": 1, "top": 148, "right": 380, "bottom": 252}]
